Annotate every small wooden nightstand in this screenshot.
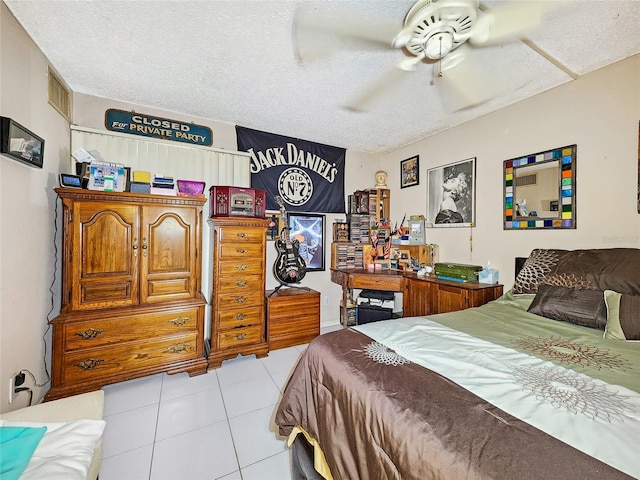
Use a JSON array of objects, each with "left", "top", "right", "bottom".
[{"left": 266, "top": 288, "right": 320, "bottom": 350}]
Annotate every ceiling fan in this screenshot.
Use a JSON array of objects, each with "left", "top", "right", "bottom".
[{"left": 294, "top": 0, "right": 553, "bottom": 112}]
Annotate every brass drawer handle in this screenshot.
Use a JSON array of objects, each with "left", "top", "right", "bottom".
[
  {"left": 235, "top": 279, "right": 248, "bottom": 287},
  {"left": 169, "top": 317, "right": 189, "bottom": 326},
  {"left": 235, "top": 333, "right": 248, "bottom": 341},
  {"left": 75, "top": 359, "right": 105, "bottom": 370},
  {"left": 236, "top": 233, "right": 248, "bottom": 238},
  {"left": 75, "top": 328, "right": 105, "bottom": 340},
  {"left": 168, "top": 343, "right": 191, "bottom": 353},
  {"left": 236, "top": 248, "right": 248, "bottom": 254},
  {"left": 235, "top": 264, "right": 248, "bottom": 271},
  {"left": 234, "top": 296, "right": 248, "bottom": 303},
  {"left": 234, "top": 313, "right": 246, "bottom": 320}
]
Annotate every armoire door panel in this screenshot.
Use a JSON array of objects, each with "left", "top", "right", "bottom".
[
  {"left": 147, "top": 214, "right": 191, "bottom": 271},
  {"left": 146, "top": 278, "right": 191, "bottom": 298},
  {"left": 141, "top": 206, "right": 197, "bottom": 303},
  {"left": 80, "top": 282, "right": 132, "bottom": 306},
  {"left": 72, "top": 202, "right": 139, "bottom": 309}
]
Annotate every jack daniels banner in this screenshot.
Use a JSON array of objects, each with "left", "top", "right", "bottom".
[{"left": 236, "top": 126, "right": 346, "bottom": 213}]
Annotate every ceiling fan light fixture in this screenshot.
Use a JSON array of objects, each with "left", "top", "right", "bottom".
[
  {"left": 424, "top": 32, "right": 454, "bottom": 59},
  {"left": 403, "top": 0, "right": 477, "bottom": 57}
]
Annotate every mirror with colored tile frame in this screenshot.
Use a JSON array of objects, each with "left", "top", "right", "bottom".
[{"left": 504, "top": 145, "right": 577, "bottom": 230}]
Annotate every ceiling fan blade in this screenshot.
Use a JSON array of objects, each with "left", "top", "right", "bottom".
[
  {"left": 437, "top": 51, "right": 506, "bottom": 111},
  {"left": 293, "top": 5, "right": 400, "bottom": 63},
  {"left": 344, "top": 58, "right": 421, "bottom": 112},
  {"left": 470, "top": 1, "right": 552, "bottom": 46}
]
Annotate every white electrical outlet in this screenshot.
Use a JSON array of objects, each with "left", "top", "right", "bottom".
[
  {"left": 8, "top": 377, "right": 15, "bottom": 404},
  {"left": 324, "top": 295, "right": 331, "bottom": 306}
]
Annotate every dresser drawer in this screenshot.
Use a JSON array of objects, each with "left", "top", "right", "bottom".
[
  {"left": 218, "top": 306, "right": 263, "bottom": 329},
  {"left": 218, "top": 325, "right": 263, "bottom": 348},
  {"left": 219, "top": 242, "right": 264, "bottom": 258},
  {"left": 218, "top": 226, "right": 264, "bottom": 243},
  {"left": 63, "top": 308, "right": 200, "bottom": 351},
  {"left": 217, "top": 274, "right": 263, "bottom": 293},
  {"left": 62, "top": 333, "right": 199, "bottom": 383},
  {"left": 216, "top": 290, "right": 264, "bottom": 308},
  {"left": 219, "top": 260, "right": 265, "bottom": 276}
]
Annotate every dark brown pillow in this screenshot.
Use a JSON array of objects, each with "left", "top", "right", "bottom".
[
  {"left": 527, "top": 284, "right": 607, "bottom": 329},
  {"left": 604, "top": 290, "right": 640, "bottom": 340},
  {"left": 514, "top": 248, "right": 640, "bottom": 295},
  {"left": 513, "top": 249, "right": 567, "bottom": 294}
]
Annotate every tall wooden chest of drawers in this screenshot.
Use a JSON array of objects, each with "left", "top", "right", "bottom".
[
  {"left": 267, "top": 288, "right": 320, "bottom": 350},
  {"left": 208, "top": 217, "right": 270, "bottom": 368},
  {"left": 47, "top": 189, "right": 208, "bottom": 401}
]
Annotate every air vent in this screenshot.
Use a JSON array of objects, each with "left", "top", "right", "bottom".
[
  {"left": 516, "top": 173, "right": 537, "bottom": 186},
  {"left": 48, "top": 67, "right": 72, "bottom": 122}
]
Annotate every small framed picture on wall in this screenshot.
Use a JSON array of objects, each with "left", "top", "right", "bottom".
[
  {"left": 288, "top": 213, "right": 325, "bottom": 271},
  {"left": 400, "top": 155, "right": 419, "bottom": 188}
]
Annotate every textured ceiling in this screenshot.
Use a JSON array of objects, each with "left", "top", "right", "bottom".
[{"left": 5, "top": 0, "right": 640, "bottom": 154}]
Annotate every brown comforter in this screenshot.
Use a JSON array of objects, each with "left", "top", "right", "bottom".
[{"left": 275, "top": 328, "right": 633, "bottom": 480}]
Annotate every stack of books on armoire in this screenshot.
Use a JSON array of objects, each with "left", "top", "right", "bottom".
[{"left": 151, "top": 174, "right": 176, "bottom": 195}]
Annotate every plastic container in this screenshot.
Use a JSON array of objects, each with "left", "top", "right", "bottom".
[{"left": 177, "top": 180, "right": 206, "bottom": 197}]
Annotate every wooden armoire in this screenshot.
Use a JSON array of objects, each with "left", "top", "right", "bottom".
[{"left": 46, "top": 188, "right": 208, "bottom": 400}]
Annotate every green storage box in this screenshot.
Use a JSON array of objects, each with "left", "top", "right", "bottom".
[{"left": 434, "top": 263, "right": 483, "bottom": 282}]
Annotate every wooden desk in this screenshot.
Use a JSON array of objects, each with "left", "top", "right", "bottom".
[
  {"left": 330, "top": 268, "right": 503, "bottom": 327},
  {"left": 331, "top": 269, "right": 405, "bottom": 326}
]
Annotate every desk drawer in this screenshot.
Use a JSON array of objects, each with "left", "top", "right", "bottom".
[{"left": 350, "top": 275, "right": 404, "bottom": 291}]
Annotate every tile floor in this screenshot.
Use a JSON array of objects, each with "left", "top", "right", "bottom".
[{"left": 99, "top": 325, "right": 340, "bottom": 480}]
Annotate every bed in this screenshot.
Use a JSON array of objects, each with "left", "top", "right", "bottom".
[{"left": 275, "top": 248, "right": 640, "bottom": 480}]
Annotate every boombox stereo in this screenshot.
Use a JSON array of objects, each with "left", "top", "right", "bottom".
[{"left": 209, "top": 186, "right": 266, "bottom": 218}]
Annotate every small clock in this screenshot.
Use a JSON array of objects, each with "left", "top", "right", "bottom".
[{"left": 59, "top": 173, "right": 83, "bottom": 188}]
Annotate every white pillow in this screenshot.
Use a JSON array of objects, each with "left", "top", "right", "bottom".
[{"left": 0, "top": 419, "right": 105, "bottom": 480}]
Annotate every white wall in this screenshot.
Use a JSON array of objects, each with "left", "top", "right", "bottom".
[
  {"left": 0, "top": 3, "right": 71, "bottom": 411},
  {"left": 385, "top": 55, "right": 640, "bottom": 290}
]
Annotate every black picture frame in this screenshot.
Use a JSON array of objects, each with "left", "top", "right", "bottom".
[
  {"left": 0, "top": 116, "right": 45, "bottom": 168},
  {"left": 427, "top": 157, "right": 476, "bottom": 228},
  {"left": 288, "top": 213, "right": 325, "bottom": 271},
  {"left": 400, "top": 155, "right": 419, "bottom": 188}
]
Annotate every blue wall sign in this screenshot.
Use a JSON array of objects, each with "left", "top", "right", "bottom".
[{"left": 105, "top": 109, "right": 213, "bottom": 146}]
